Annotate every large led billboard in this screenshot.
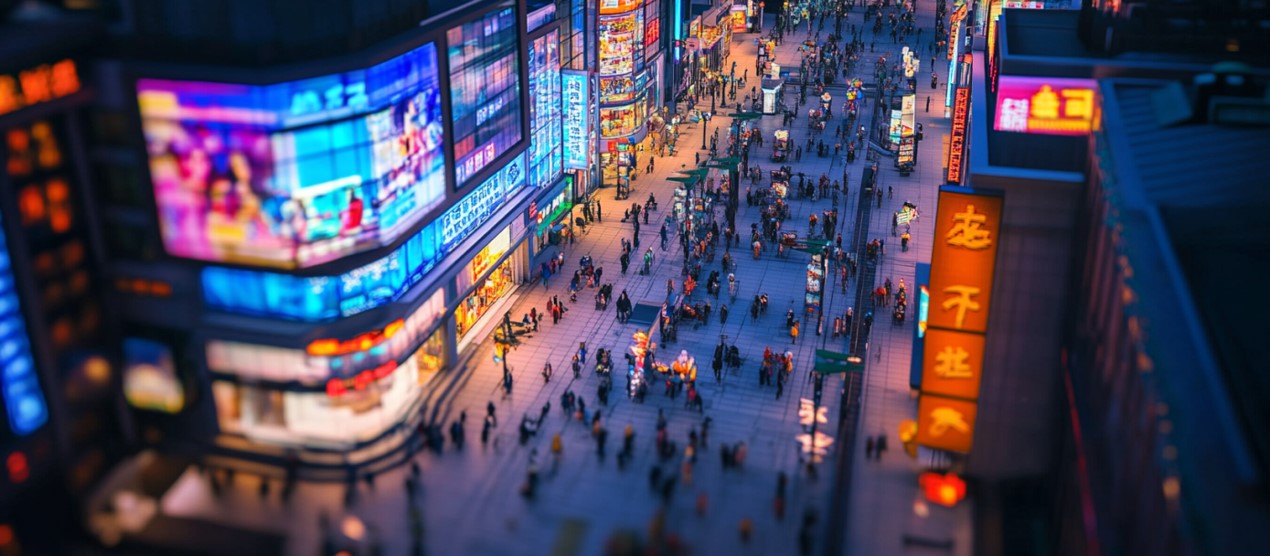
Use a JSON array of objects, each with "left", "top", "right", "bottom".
[
  {"left": 528, "top": 30, "right": 563, "bottom": 190},
  {"left": 448, "top": 5, "right": 524, "bottom": 188},
  {"left": 203, "top": 153, "right": 527, "bottom": 322},
  {"left": 137, "top": 42, "right": 446, "bottom": 270}
]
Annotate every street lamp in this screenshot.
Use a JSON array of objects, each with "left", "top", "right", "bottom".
[{"left": 701, "top": 111, "right": 713, "bottom": 151}]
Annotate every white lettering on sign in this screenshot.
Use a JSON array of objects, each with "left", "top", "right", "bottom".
[
  {"left": 442, "top": 154, "right": 525, "bottom": 251},
  {"left": 290, "top": 81, "right": 369, "bottom": 116}
]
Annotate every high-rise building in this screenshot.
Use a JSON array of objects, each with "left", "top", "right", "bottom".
[{"left": 911, "top": 2, "right": 1270, "bottom": 553}]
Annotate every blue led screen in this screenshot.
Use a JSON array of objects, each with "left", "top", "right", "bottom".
[
  {"left": 0, "top": 212, "right": 49, "bottom": 436},
  {"left": 203, "top": 153, "right": 526, "bottom": 322}
]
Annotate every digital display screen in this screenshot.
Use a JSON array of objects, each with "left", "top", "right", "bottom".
[
  {"left": 528, "top": 31, "right": 563, "bottom": 190},
  {"left": 0, "top": 210, "right": 49, "bottom": 436},
  {"left": 448, "top": 5, "right": 524, "bottom": 188},
  {"left": 137, "top": 42, "right": 446, "bottom": 270},
  {"left": 599, "top": 13, "right": 638, "bottom": 76},
  {"left": 562, "top": 70, "right": 590, "bottom": 169},
  {"left": 203, "top": 153, "right": 526, "bottom": 322},
  {"left": 994, "top": 76, "right": 1097, "bottom": 136}
]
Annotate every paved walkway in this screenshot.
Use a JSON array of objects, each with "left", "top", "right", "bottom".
[{"left": 154, "top": 3, "right": 972, "bottom": 555}]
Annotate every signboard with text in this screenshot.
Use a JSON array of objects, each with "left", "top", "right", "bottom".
[
  {"left": 562, "top": 70, "right": 590, "bottom": 169},
  {"left": 916, "top": 188, "right": 1003, "bottom": 454},
  {"left": 994, "top": 76, "right": 1097, "bottom": 135},
  {"left": 946, "top": 87, "right": 970, "bottom": 185},
  {"left": 917, "top": 394, "right": 978, "bottom": 453},
  {"left": 0, "top": 59, "right": 81, "bottom": 118}
]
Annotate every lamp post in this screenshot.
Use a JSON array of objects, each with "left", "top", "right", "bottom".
[{"left": 701, "top": 111, "right": 712, "bottom": 150}]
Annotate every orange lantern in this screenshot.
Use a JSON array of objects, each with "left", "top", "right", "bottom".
[{"left": 919, "top": 472, "right": 966, "bottom": 507}]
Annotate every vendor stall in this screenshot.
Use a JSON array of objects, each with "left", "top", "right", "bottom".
[{"left": 771, "top": 129, "right": 790, "bottom": 162}]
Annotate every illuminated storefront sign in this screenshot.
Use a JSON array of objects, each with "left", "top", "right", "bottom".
[
  {"left": 448, "top": 5, "right": 524, "bottom": 187},
  {"left": 600, "top": 75, "right": 636, "bottom": 103},
  {"left": 207, "top": 289, "right": 447, "bottom": 447},
  {"left": 947, "top": 4, "right": 968, "bottom": 60},
  {"left": 920, "top": 328, "right": 986, "bottom": 400},
  {"left": 1003, "top": 0, "right": 1045, "bottom": 7},
  {"left": 926, "top": 190, "right": 1002, "bottom": 334},
  {"left": 203, "top": 154, "right": 524, "bottom": 322},
  {"left": 599, "top": 12, "right": 639, "bottom": 76},
  {"left": 994, "top": 76, "right": 1097, "bottom": 136},
  {"left": 600, "top": 0, "right": 640, "bottom": 14},
  {"left": 730, "top": 6, "right": 748, "bottom": 33},
  {"left": 0, "top": 59, "right": 81, "bottom": 117},
  {"left": 917, "top": 390, "right": 979, "bottom": 453},
  {"left": 947, "top": 88, "right": 970, "bottom": 185},
  {"left": 562, "top": 70, "right": 590, "bottom": 169},
  {"left": 0, "top": 214, "right": 49, "bottom": 436},
  {"left": 528, "top": 31, "right": 563, "bottom": 190},
  {"left": 440, "top": 153, "right": 525, "bottom": 252},
  {"left": 211, "top": 288, "right": 444, "bottom": 377},
  {"left": 137, "top": 43, "right": 446, "bottom": 270},
  {"left": 916, "top": 189, "right": 1003, "bottom": 454}
]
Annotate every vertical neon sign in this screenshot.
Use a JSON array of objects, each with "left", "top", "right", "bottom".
[{"left": 0, "top": 212, "right": 49, "bottom": 436}]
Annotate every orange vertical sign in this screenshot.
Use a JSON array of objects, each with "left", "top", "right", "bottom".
[
  {"left": 920, "top": 328, "right": 986, "bottom": 401},
  {"left": 916, "top": 394, "right": 978, "bottom": 453},
  {"left": 925, "top": 190, "right": 1003, "bottom": 334}
]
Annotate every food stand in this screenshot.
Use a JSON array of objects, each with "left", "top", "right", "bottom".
[{"left": 771, "top": 129, "right": 790, "bottom": 162}]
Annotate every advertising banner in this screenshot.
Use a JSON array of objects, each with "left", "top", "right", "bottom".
[
  {"left": 901, "top": 94, "right": 916, "bottom": 137},
  {"left": 562, "top": 70, "right": 590, "bottom": 169},
  {"left": 137, "top": 41, "right": 446, "bottom": 269},
  {"left": 994, "top": 76, "right": 1097, "bottom": 135},
  {"left": 898, "top": 137, "right": 915, "bottom": 166},
  {"left": 889, "top": 109, "right": 903, "bottom": 146},
  {"left": 946, "top": 87, "right": 970, "bottom": 185},
  {"left": 730, "top": 6, "right": 748, "bottom": 33},
  {"left": 448, "top": 5, "right": 524, "bottom": 187}
]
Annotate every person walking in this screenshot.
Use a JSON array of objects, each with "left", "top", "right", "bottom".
[{"left": 790, "top": 320, "right": 800, "bottom": 344}]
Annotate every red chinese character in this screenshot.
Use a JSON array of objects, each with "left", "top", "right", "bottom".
[
  {"left": 0, "top": 76, "right": 20, "bottom": 115},
  {"left": 19, "top": 66, "right": 53, "bottom": 104},
  {"left": 50, "top": 60, "right": 80, "bottom": 98}
]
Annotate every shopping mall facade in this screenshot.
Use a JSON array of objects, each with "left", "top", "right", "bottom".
[{"left": 0, "top": 0, "right": 713, "bottom": 507}]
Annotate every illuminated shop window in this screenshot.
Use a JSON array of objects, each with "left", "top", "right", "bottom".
[{"left": 455, "top": 257, "right": 515, "bottom": 339}]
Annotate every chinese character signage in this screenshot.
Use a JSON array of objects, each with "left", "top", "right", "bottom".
[
  {"left": 916, "top": 188, "right": 1003, "bottom": 454},
  {"left": 926, "top": 190, "right": 1002, "bottom": 333},
  {"left": 920, "top": 328, "right": 986, "bottom": 399},
  {"left": 562, "top": 70, "right": 590, "bottom": 169},
  {"left": 0, "top": 59, "right": 80, "bottom": 118},
  {"left": 947, "top": 87, "right": 970, "bottom": 185},
  {"left": 994, "top": 76, "right": 1097, "bottom": 135},
  {"left": 917, "top": 394, "right": 978, "bottom": 453}
]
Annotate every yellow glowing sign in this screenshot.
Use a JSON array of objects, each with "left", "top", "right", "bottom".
[{"left": 917, "top": 394, "right": 978, "bottom": 453}]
